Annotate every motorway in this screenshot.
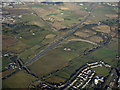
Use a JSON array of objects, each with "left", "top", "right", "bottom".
[{"left": 1, "top": 3, "right": 98, "bottom": 80}]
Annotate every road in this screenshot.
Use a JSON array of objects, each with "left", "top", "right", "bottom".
[{"left": 23, "top": 4, "right": 98, "bottom": 68}]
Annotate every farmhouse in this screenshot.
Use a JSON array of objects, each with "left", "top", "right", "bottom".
[{"left": 64, "top": 48, "right": 71, "bottom": 51}]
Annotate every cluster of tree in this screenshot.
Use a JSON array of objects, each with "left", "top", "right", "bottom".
[
  {"left": 2, "top": 23, "right": 43, "bottom": 35},
  {"left": 59, "top": 28, "right": 69, "bottom": 31},
  {"left": 100, "top": 18, "right": 119, "bottom": 30}
]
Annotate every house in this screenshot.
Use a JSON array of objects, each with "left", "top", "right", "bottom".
[
  {"left": 18, "top": 15, "right": 22, "bottom": 18},
  {"left": 8, "top": 62, "right": 16, "bottom": 69},
  {"left": 98, "top": 22, "right": 101, "bottom": 25},
  {"left": 32, "top": 33, "right": 35, "bottom": 36},
  {"left": 20, "top": 36, "right": 22, "bottom": 39},
  {"left": 105, "top": 64, "right": 111, "bottom": 68},
  {"left": 90, "top": 64, "right": 102, "bottom": 68},
  {"left": 87, "top": 62, "right": 98, "bottom": 66},
  {"left": 49, "top": 17, "right": 54, "bottom": 21},
  {"left": 64, "top": 48, "right": 67, "bottom": 51},
  {"left": 67, "top": 48, "right": 71, "bottom": 51},
  {"left": 64, "top": 48, "right": 71, "bottom": 51},
  {"left": 94, "top": 76, "right": 104, "bottom": 85},
  {"left": 94, "top": 79, "right": 99, "bottom": 85},
  {"left": 4, "top": 53, "right": 9, "bottom": 57},
  {"left": 79, "top": 3, "right": 83, "bottom": 6},
  {"left": 61, "top": 13, "right": 64, "bottom": 15}
]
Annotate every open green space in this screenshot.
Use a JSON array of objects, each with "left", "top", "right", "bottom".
[
  {"left": 51, "top": 56, "right": 93, "bottom": 80},
  {"left": 19, "top": 45, "right": 40, "bottom": 63},
  {"left": 20, "top": 14, "right": 46, "bottom": 26},
  {"left": 107, "top": 38, "right": 118, "bottom": 51},
  {"left": 57, "top": 11, "right": 82, "bottom": 26},
  {"left": 29, "top": 48, "right": 76, "bottom": 78},
  {"left": 88, "top": 48, "right": 118, "bottom": 67},
  {"left": 29, "top": 41, "right": 94, "bottom": 79},
  {"left": 92, "top": 66, "right": 110, "bottom": 77},
  {"left": 62, "top": 41, "right": 95, "bottom": 53},
  {"left": 95, "top": 6, "right": 117, "bottom": 15},
  {"left": 2, "top": 70, "right": 37, "bottom": 88},
  {"left": 2, "top": 57, "right": 12, "bottom": 70},
  {"left": 44, "top": 47, "right": 118, "bottom": 82},
  {"left": 88, "top": 48, "right": 117, "bottom": 60},
  {"left": 8, "top": 41, "right": 31, "bottom": 54},
  {"left": 86, "top": 5, "right": 117, "bottom": 24}
]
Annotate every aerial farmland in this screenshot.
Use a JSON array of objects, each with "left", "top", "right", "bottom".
[{"left": 1, "top": 2, "right": 119, "bottom": 89}]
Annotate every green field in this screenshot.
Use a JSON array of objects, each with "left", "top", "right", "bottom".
[
  {"left": 29, "top": 48, "right": 76, "bottom": 77},
  {"left": 2, "top": 57, "right": 12, "bottom": 70},
  {"left": 2, "top": 70, "right": 37, "bottom": 88},
  {"left": 107, "top": 38, "right": 118, "bottom": 51},
  {"left": 95, "top": 6, "right": 117, "bottom": 15},
  {"left": 88, "top": 48, "right": 118, "bottom": 67},
  {"left": 87, "top": 5, "right": 117, "bottom": 24},
  {"left": 92, "top": 67, "right": 110, "bottom": 77},
  {"left": 29, "top": 41, "right": 94, "bottom": 79},
  {"left": 57, "top": 10, "right": 82, "bottom": 27},
  {"left": 45, "top": 56, "right": 93, "bottom": 83},
  {"left": 19, "top": 45, "right": 40, "bottom": 63},
  {"left": 44, "top": 47, "right": 118, "bottom": 82}
]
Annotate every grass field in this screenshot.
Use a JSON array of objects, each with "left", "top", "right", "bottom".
[
  {"left": 19, "top": 33, "right": 56, "bottom": 63},
  {"left": 29, "top": 48, "right": 76, "bottom": 78},
  {"left": 92, "top": 25, "right": 110, "bottom": 33},
  {"left": 48, "top": 56, "right": 93, "bottom": 80},
  {"left": 62, "top": 41, "right": 95, "bottom": 54},
  {"left": 8, "top": 41, "right": 31, "bottom": 54},
  {"left": 88, "top": 48, "right": 118, "bottom": 67},
  {"left": 19, "top": 45, "right": 40, "bottom": 63},
  {"left": 74, "top": 31, "right": 91, "bottom": 38},
  {"left": 29, "top": 41, "right": 95, "bottom": 80},
  {"left": 20, "top": 14, "right": 45, "bottom": 27},
  {"left": 2, "top": 70, "right": 37, "bottom": 88},
  {"left": 95, "top": 6, "right": 117, "bottom": 15},
  {"left": 2, "top": 35, "right": 18, "bottom": 49},
  {"left": 20, "top": 30, "right": 49, "bottom": 46},
  {"left": 46, "top": 47, "right": 117, "bottom": 82},
  {"left": 83, "top": 29, "right": 96, "bottom": 35},
  {"left": 92, "top": 67, "right": 110, "bottom": 77},
  {"left": 2, "top": 57, "right": 12, "bottom": 70},
  {"left": 45, "top": 76, "right": 66, "bottom": 84},
  {"left": 45, "top": 34, "right": 56, "bottom": 39},
  {"left": 86, "top": 5, "right": 117, "bottom": 24},
  {"left": 107, "top": 38, "right": 118, "bottom": 51},
  {"left": 88, "top": 36, "right": 103, "bottom": 43}
]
